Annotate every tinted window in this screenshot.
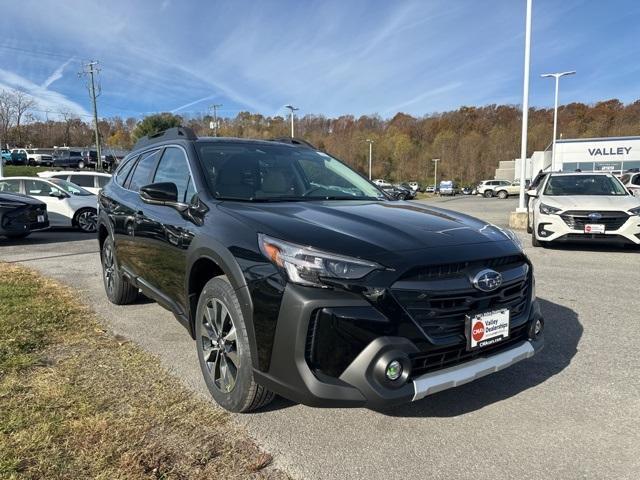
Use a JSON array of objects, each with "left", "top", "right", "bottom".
[
  {"left": 544, "top": 175, "right": 628, "bottom": 196},
  {"left": 128, "top": 150, "right": 160, "bottom": 192},
  {"left": 152, "top": 147, "right": 193, "bottom": 202},
  {"left": 185, "top": 176, "right": 196, "bottom": 203},
  {"left": 70, "top": 151, "right": 81, "bottom": 158},
  {"left": 0, "top": 179, "right": 20, "bottom": 193},
  {"left": 115, "top": 156, "right": 137, "bottom": 186},
  {"left": 51, "top": 174, "right": 68, "bottom": 180},
  {"left": 69, "top": 175, "right": 94, "bottom": 188},
  {"left": 25, "top": 180, "right": 63, "bottom": 197},
  {"left": 633, "top": 174, "right": 640, "bottom": 186},
  {"left": 97, "top": 176, "right": 111, "bottom": 187}
]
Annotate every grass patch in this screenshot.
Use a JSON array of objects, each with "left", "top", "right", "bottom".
[
  {"left": 0, "top": 263, "right": 286, "bottom": 479},
  {"left": 1, "top": 166, "right": 50, "bottom": 177}
]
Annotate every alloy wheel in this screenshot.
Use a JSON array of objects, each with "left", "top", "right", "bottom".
[
  {"left": 102, "top": 242, "right": 115, "bottom": 294},
  {"left": 200, "top": 298, "right": 239, "bottom": 394},
  {"left": 77, "top": 210, "right": 97, "bottom": 232}
]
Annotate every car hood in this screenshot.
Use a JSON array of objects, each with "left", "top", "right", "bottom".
[
  {"left": 543, "top": 195, "right": 640, "bottom": 212},
  {"left": 219, "top": 200, "right": 516, "bottom": 260},
  {"left": 0, "top": 192, "right": 45, "bottom": 206}
]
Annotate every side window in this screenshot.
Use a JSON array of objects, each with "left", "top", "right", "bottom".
[
  {"left": 97, "top": 176, "right": 110, "bottom": 187},
  {"left": 185, "top": 177, "right": 196, "bottom": 203},
  {"left": 25, "top": 180, "right": 61, "bottom": 197},
  {"left": 633, "top": 174, "right": 640, "bottom": 186},
  {"left": 152, "top": 147, "right": 193, "bottom": 202},
  {"left": 69, "top": 175, "right": 94, "bottom": 188},
  {"left": 0, "top": 179, "right": 20, "bottom": 193},
  {"left": 128, "top": 150, "right": 160, "bottom": 192},
  {"left": 115, "top": 156, "right": 137, "bottom": 186}
]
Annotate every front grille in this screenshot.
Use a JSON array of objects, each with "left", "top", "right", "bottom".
[
  {"left": 393, "top": 277, "right": 529, "bottom": 342},
  {"left": 410, "top": 323, "right": 529, "bottom": 377},
  {"left": 560, "top": 210, "right": 629, "bottom": 231},
  {"left": 400, "top": 255, "right": 524, "bottom": 281}
]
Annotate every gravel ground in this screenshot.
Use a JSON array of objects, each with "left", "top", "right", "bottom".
[{"left": 1, "top": 196, "right": 638, "bottom": 480}]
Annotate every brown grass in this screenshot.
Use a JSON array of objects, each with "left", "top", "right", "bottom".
[{"left": 0, "top": 263, "right": 287, "bottom": 480}]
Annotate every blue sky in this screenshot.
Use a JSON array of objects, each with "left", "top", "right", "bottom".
[{"left": 0, "top": 0, "right": 639, "bottom": 121}]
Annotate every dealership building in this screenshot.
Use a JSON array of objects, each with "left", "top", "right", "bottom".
[{"left": 495, "top": 135, "right": 640, "bottom": 181}]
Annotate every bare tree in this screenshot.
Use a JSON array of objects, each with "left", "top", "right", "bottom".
[
  {"left": 12, "top": 90, "right": 37, "bottom": 145},
  {"left": 0, "top": 90, "right": 16, "bottom": 146}
]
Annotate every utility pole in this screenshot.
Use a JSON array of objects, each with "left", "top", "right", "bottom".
[
  {"left": 0, "top": 135, "right": 4, "bottom": 177},
  {"left": 80, "top": 61, "right": 102, "bottom": 172},
  {"left": 517, "top": 0, "right": 532, "bottom": 212},
  {"left": 285, "top": 104, "right": 299, "bottom": 137},
  {"left": 209, "top": 103, "right": 223, "bottom": 137},
  {"left": 365, "top": 139, "right": 374, "bottom": 180},
  {"left": 432, "top": 158, "right": 440, "bottom": 194}
]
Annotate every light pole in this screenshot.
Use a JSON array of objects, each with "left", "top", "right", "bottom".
[
  {"left": 209, "top": 103, "right": 223, "bottom": 137},
  {"left": 517, "top": 0, "right": 533, "bottom": 212},
  {"left": 365, "top": 139, "right": 374, "bottom": 179},
  {"left": 541, "top": 71, "right": 575, "bottom": 171},
  {"left": 432, "top": 159, "right": 440, "bottom": 193},
  {"left": 285, "top": 104, "right": 299, "bottom": 137}
]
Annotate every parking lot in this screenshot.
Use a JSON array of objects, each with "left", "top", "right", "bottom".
[{"left": 1, "top": 195, "right": 638, "bottom": 480}]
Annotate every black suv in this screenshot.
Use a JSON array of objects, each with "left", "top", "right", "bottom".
[{"left": 97, "top": 127, "right": 544, "bottom": 412}]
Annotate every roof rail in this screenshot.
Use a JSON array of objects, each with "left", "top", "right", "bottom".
[
  {"left": 133, "top": 127, "right": 198, "bottom": 151},
  {"left": 270, "top": 137, "right": 318, "bottom": 150}
]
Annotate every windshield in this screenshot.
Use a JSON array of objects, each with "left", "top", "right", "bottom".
[
  {"left": 544, "top": 175, "right": 628, "bottom": 196},
  {"left": 49, "top": 178, "right": 93, "bottom": 196},
  {"left": 196, "top": 143, "right": 385, "bottom": 201}
]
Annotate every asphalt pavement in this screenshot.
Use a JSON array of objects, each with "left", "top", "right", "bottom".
[{"left": 1, "top": 195, "right": 638, "bottom": 480}]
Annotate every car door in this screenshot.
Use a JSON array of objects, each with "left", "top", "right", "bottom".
[
  {"left": 23, "top": 179, "right": 70, "bottom": 226},
  {"left": 134, "top": 146, "right": 195, "bottom": 312}
]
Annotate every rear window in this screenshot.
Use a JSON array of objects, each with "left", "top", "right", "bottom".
[{"left": 69, "top": 175, "right": 94, "bottom": 188}]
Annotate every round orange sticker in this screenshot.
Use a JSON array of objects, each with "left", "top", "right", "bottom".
[{"left": 472, "top": 321, "right": 485, "bottom": 342}]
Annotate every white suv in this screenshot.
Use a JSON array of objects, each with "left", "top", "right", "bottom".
[
  {"left": 476, "top": 179, "right": 513, "bottom": 198},
  {"left": 620, "top": 171, "right": 640, "bottom": 197},
  {"left": 527, "top": 172, "right": 640, "bottom": 247},
  {"left": 38, "top": 171, "right": 111, "bottom": 195}
]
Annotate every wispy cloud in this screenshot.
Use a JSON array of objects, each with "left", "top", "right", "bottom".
[{"left": 41, "top": 57, "right": 74, "bottom": 89}]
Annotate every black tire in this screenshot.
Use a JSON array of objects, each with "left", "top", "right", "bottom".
[
  {"left": 74, "top": 208, "right": 97, "bottom": 233},
  {"left": 497, "top": 190, "right": 508, "bottom": 199},
  {"left": 196, "top": 276, "right": 274, "bottom": 413},
  {"left": 101, "top": 236, "right": 138, "bottom": 304},
  {"left": 526, "top": 216, "right": 533, "bottom": 234},
  {"left": 484, "top": 190, "right": 494, "bottom": 198}
]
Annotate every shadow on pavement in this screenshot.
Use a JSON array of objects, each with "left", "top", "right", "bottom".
[
  {"left": 377, "top": 297, "right": 581, "bottom": 417},
  {"left": 0, "top": 228, "right": 91, "bottom": 246}
]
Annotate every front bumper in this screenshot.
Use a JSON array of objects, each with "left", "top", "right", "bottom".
[
  {"left": 536, "top": 212, "right": 640, "bottom": 245},
  {"left": 254, "top": 283, "right": 544, "bottom": 408}
]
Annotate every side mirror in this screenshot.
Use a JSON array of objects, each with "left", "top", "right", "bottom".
[
  {"left": 49, "top": 190, "right": 68, "bottom": 199},
  {"left": 526, "top": 189, "right": 538, "bottom": 198},
  {"left": 140, "top": 182, "right": 189, "bottom": 211}
]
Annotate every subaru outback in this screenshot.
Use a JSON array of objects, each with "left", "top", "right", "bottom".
[{"left": 97, "top": 127, "right": 544, "bottom": 412}]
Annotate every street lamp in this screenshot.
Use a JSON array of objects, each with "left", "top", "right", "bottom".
[
  {"left": 432, "top": 158, "right": 440, "bottom": 193},
  {"left": 541, "top": 71, "right": 576, "bottom": 171},
  {"left": 285, "top": 104, "right": 299, "bottom": 137},
  {"left": 365, "top": 139, "right": 374, "bottom": 180},
  {"left": 517, "top": 0, "right": 533, "bottom": 213}
]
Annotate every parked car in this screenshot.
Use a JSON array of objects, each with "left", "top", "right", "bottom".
[
  {"left": 439, "top": 180, "right": 456, "bottom": 196},
  {"left": 1, "top": 149, "right": 11, "bottom": 164},
  {"left": 395, "top": 183, "right": 416, "bottom": 199},
  {"left": 493, "top": 181, "right": 522, "bottom": 199},
  {"left": 52, "top": 149, "right": 85, "bottom": 169},
  {"left": 425, "top": 185, "right": 435, "bottom": 193},
  {"left": 10, "top": 149, "right": 27, "bottom": 165},
  {"left": 475, "top": 179, "right": 513, "bottom": 198},
  {"left": 372, "top": 178, "right": 392, "bottom": 187},
  {"left": 97, "top": 127, "right": 544, "bottom": 413},
  {"left": 620, "top": 171, "right": 640, "bottom": 197},
  {"left": 0, "top": 176, "right": 98, "bottom": 232},
  {"left": 26, "top": 149, "right": 54, "bottom": 166},
  {"left": 527, "top": 172, "right": 640, "bottom": 247},
  {"left": 461, "top": 187, "right": 473, "bottom": 195},
  {"left": 407, "top": 181, "right": 420, "bottom": 192},
  {"left": 38, "top": 171, "right": 112, "bottom": 195},
  {"left": 0, "top": 191, "right": 49, "bottom": 239}
]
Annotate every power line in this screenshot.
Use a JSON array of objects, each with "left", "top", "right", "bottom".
[{"left": 0, "top": 43, "right": 72, "bottom": 60}]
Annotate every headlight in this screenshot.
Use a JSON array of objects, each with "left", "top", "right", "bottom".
[
  {"left": 258, "top": 234, "right": 382, "bottom": 288},
  {"left": 629, "top": 206, "right": 640, "bottom": 216},
  {"left": 539, "top": 203, "right": 561, "bottom": 215}
]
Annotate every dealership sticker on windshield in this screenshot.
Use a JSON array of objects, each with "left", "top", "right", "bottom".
[
  {"left": 465, "top": 309, "right": 510, "bottom": 350},
  {"left": 584, "top": 224, "right": 605, "bottom": 234}
]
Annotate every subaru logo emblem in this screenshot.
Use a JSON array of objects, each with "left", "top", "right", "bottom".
[
  {"left": 472, "top": 269, "right": 503, "bottom": 292},
  {"left": 588, "top": 212, "right": 602, "bottom": 221}
]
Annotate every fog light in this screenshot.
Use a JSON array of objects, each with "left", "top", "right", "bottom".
[
  {"left": 385, "top": 360, "right": 403, "bottom": 381},
  {"left": 534, "top": 319, "right": 543, "bottom": 336}
]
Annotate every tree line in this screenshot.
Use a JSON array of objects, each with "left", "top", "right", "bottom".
[{"left": 2, "top": 87, "right": 638, "bottom": 184}]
